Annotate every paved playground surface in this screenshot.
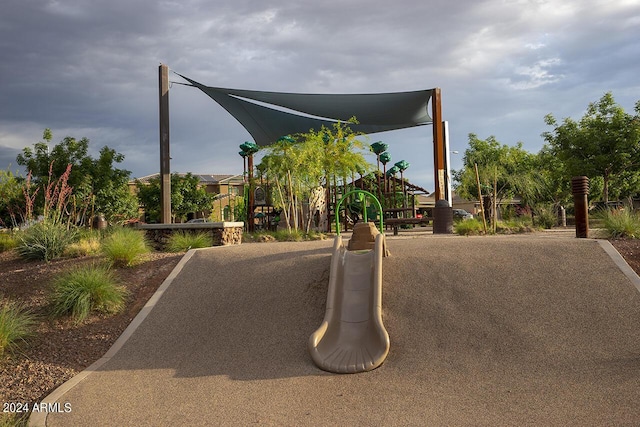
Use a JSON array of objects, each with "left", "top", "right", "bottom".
[{"left": 34, "top": 234, "right": 640, "bottom": 426}]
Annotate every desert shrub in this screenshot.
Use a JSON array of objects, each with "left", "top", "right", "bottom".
[
  {"left": 0, "top": 298, "right": 37, "bottom": 358},
  {"left": 454, "top": 218, "right": 485, "bottom": 236},
  {"left": 533, "top": 205, "right": 557, "bottom": 229},
  {"left": 101, "top": 227, "right": 150, "bottom": 267},
  {"left": 600, "top": 209, "right": 640, "bottom": 239},
  {"left": 51, "top": 264, "right": 128, "bottom": 323},
  {"left": 16, "top": 222, "right": 77, "bottom": 262},
  {"left": 165, "top": 231, "right": 210, "bottom": 252},
  {"left": 0, "top": 233, "right": 18, "bottom": 252}
]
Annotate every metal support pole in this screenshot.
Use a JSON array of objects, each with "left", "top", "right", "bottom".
[{"left": 159, "top": 64, "right": 171, "bottom": 224}]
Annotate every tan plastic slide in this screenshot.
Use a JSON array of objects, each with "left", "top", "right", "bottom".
[{"left": 308, "top": 231, "right": 390, "bottom": 373}]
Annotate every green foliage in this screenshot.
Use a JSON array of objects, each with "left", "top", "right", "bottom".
[
  {"left": 16, "top": 129, "right": 138, "bottom": 224},
  {"left": 165, "top": 231, "right": 210, "bottom": 252},
  {"left": 453, "top": 134, "right": 544, "bottom": 230},
  {"left": 0, "top": 298, "right": 37, "bottom": 358},
  {"left": 453, "top": 135, "right": 539, "bottom": 202},
  {"left": 243, "top": 230, "right": 327, "bottom": 242},
  {"left": 453, "top": 218, "right": 485, "bottom": 236},
  {"left": 542, "top": 93, "right": 640, "bottom": 202},
  {"left": 136, "top": 173, "right": 216, "bottom": 223},
  {"left": 259, "top": 120, "right": 370, "bottom": 232},
  {"left": 15, "top": 164, "right": 80, "bottom": 261},
  {"left": 0, "top": 233, "right": 18, "bottom": 252},
  {"left": 533, "top": 204, "right": 558, "bottom": 229},
  {"left": 16, "top": 222, "right": 78, "bottom": 262},
  {"left": 233, "top": 194, "right": 246, "bottom": 223},
  {"left": 599, "top": 209, "right": 640, "bottom": 239},
  {"left": 495, "top": 218, "right": 536, "bottom": 234},
  {"left": 50, "top": 264, "right": 128, "bottom": 323},
  {"left": 64, "top": 235, "right": 102, "bottom": 257},
  {"left": 101, "top": 227, "right": 150, "bottom": 267},
  {"left": 0, "top": 168, "right": 23, "bottom": 228}
]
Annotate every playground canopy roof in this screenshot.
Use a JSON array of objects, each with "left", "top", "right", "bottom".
[{"left": 178, "top": 74, "right": 434, "bottom": 146}]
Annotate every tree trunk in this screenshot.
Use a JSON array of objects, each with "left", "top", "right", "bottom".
[{"left": 603, "top": 170, "right": 609, "bottom": 204}]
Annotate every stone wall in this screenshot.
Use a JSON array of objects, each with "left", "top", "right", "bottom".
[{"left": 135, "top": 222, "right": 243, "bottom": 250}]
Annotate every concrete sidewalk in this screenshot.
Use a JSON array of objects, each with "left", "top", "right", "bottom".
[{"left": 33, "top": 235, "right": 640, "bottom": 426}]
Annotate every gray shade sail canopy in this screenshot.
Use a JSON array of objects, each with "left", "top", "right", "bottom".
[{"left": 178, "top": 74, "right": 434, "bottom": 146}]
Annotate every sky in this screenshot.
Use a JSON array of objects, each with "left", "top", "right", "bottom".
[{"left": 1, "top": 0, "right": 639, "bottom": 191}]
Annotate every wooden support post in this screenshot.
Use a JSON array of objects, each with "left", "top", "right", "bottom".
[
  {"left": 159, "top": 64, "right": 171, "bottom": 224},
  {"left": 475, "top": 163, "right": 488, "bottom": 234},
  {"left": 432, "top": 88, "right": 445, "bottom": 201}
]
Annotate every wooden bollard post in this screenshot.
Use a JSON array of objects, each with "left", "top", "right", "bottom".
[{"left": 571, "top": 176, "right": 589, "bottom": 238}]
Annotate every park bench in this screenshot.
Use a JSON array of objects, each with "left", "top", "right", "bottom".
[{"left": 384, "top": 217, "right": 433, "bottom": 235}]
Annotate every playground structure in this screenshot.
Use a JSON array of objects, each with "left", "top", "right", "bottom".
[
  {"left": 157, "top": 65, "right": 453, "bottom": 231},
  {"left": 308, "top": 191, "right": 390, "bottom": 373},
  {"left": 236, "top": 165, "right": 433, "bottom": 234}
]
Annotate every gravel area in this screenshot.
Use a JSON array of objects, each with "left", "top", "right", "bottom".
[{"left": 0, "top": 250, "right": 183, "bottom": 408}]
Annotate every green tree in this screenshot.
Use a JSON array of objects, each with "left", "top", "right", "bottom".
[
  {"left": 259, "top": 120, "right": 370, "bottom": 232},
  {"left": 16, "top": 129, "right": 138, "bottom": 223},
  {"left": 542, "top": 93, "right": 640, "bottom": 203},
  {"left": 0, "top": 168, "right": 23, "bottom": 228},
  {"left": 535, "top": 145, "right": 570, "bottom": 206},
  {"left": 453, "top": 134, "right": 542, "bottom": 229},
  {"left": 135, "top": 173, "right": 216, "bottom": 223}
]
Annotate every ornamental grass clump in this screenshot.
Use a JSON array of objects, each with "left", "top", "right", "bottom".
[
  {"left": 64, "top": 235, "right": 102, "bottom": 257},
  {"left": 101, "top": 227, "right": 150, "bottom": 267},
  {"left": 454, "top": 218, "right": 485, "bottom": 236},
  {"left": 0, "top": 298, "right": 37, "bottom": 358},
  {"left": 51, "top": 265, "right": 128, "bottom": 324},
  {"left": 0, "top": 233, "right": 17, "bottom": 252},
  {"left": 165, "top": 231, "right": 210, "bottom": 252},
  {"left": 600, "top": 208, "right": 640, "bottom": 239},
  {"left": 16, "top": 222, "right": 77, "bottom": 262},
  {"left": 16, "top": 164, "right": 78, "bottom": 262}
]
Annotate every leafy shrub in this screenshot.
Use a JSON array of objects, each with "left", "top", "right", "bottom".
[
  {"left": 165, "top": 231, "right": 210, "bottom": 252},
  {"left": 453, "top": 218, "right": 485, "bottom": 236},
  {"left": 600, "top": 209, "right": 640, "bottom": 239},
  {"left": 16, "top": 222, "right": 77, "bottom": 262},
  {"left": 0, "top": 298, "right": 37, "bottom": 358},
  {"left": 0, "top": 233, "right": 18, "bottom": 252},
  {"left": 102, "top": 227, "right": 150, "bottom": 267},
  {"left": 51, "top": 265, "right": 128, "bottom": 323}
]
